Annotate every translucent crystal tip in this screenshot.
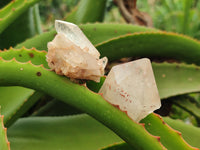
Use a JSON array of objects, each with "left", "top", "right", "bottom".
[{"left": 55, "top": 20, "right": 100, "bottom": 58}]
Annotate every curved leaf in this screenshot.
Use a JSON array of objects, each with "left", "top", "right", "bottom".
[
  {"left": 15, "top": 23, "right": 157, "bottom": 50},
  {"left": 66, "top": 0, "right": 107, "bottom": 24},
  {"left": 171, "top": 96, "right": 200, "bottom": 125},
  {"left": 102, "top": 116, "right": 200, "bottom": 149},
  {"left": 32, "top": 4, "right": 42, "bottom": 34},
  {"left": 3, "top": 49, "right": 200, "bottom": 118},
  {"left": 101, "top": 142, "right": 132, "bottom": 150},
  {"left": 141, "top": 113, "right": 197, "bottom": 149},
  {"left": 87, "top": 62, "right": 200, "bottom": 100},
  {"left": 1, "top": 48, "right": 200, "bottom": 148},
  {"left": 0, "top": 48, "right": 48, "bottom": 68},
  {"left": 8, "top": 114, "right": 122, "bottom": 150},
  {"left": 0, "top": 0, "right": 41, "bottom": 34},
  {"left": 0, "top": 58, "right": 165, "bottom": 149},
  {"left": 32, "top": 100, "right": 82, "bottom": 116},
  {"left": 164, "top": 117, "right": 200, "bottom": 148},
  {"left": 5, "top": 91, "right": 44, "bottom": 127},
  {"left": 0, "top": 86, "right": 34, "bottom": 126},
  {"left": 0, "top": 115, "right": 10, "bottom": 150},
  {"left": 0, "top": 48, "right": 47, "bottom": 126},
  {"left": 96, "top": 32, "right": 200, "bottom": 64},
  {"left": 153, "top": 62, "right": 200, "bottom": 99},
  {"left": 0, "top": 5, "right": 42, "bottom": 49}
]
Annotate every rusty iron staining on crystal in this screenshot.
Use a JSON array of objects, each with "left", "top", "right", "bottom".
[
  {"left": 99, "top": 58, "right": 161, "bottom": 122},
  {"left": 46, "top": 20, "right": 107, "bottom": 82}
]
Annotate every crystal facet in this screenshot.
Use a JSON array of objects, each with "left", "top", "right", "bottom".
[
  {"left": 99, "top": 58, "right": 161, "bottom": 122},
  {"left": 46, "top": 20, "right": 107, "bottom": 82}
]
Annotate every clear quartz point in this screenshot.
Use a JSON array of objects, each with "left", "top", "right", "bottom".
[
  {"left": 46, "top": 20, "right": 107, "bottom": 82},
  {"left": 99, "top": 58, "right": 161, "bottom": 122},
  {"left": 55, "top": 20, "right": 100, "bottom": 58}
]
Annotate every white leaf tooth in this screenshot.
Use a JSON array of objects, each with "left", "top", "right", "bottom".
[{"left": 99, "top": 58, "right": 161, "bottom": 122}]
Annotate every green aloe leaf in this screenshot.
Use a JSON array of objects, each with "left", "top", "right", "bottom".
[
  {"left": 8, "top": 114, "right": 122, "bottom": 150},
  {"left": 100, "top": 111, "right": 200, "bottom": 150},
  {"left": 32, "top": 100, "right": 82, "bottom": 116},
  {"left": 0, "top": 86, "right": 33, "bottom": 126},
  {"left": 15, "top": 23, "right": 157, "bottom": 50},
  {"left": 102, "top": 116, "right": 200, "bottom": 149},
  {"left": 0, "top": 5, "right": 42, "bottom": 49},
  {"left": 1, "top": 48, "right": 200, "bottom": 148},
  {"left": 96, "top": 32, "right": 200, "bottom": 64},
  {"left": 5, "top": 91, "right": 44, "bottom": 127},
  {"left": 32, "top": 4, "right": 42, "bottom": 34},
  {"left": 0, "top": 114, "right": 10, "bottom": 150},
  {"left": 3, "top": 49, "right": 200, "bottom": 121},
  {"left": 0, "top": 58, "right": 165, "bottom": 149},
  {"left": 0, "top": 0, "right": 41, "bottom": 34},
  {"left": 87, "top": 62, "right": 200, "bottom": 100},
  {"left": 182, "top": 0, "right": 192, "bottom": 34},
  {"left": 0, "top": 0, "right": 43, "bottom": 128},
  {"left": 171, "top": 96, "right": 200, "bottom": 125},
  {"left": 153, "top": 62, "right": 200, "bottom": 99},
  {"left": 66, "top": 0, "right": 107, "bottom": 24},
  {"left": 101, "top": 142, "right": 132, "bottom": 150},
  {"left": 141, "top": 113, "right": 197, "bottom": 149},
  {"left": 0, "top": 48, "right": 47, "bottom": 126},
  {"left": 164, "top": 117, "right": 200, "bottom": 148},
  {"left": 16, "top": 24, "right": 200, "bottom": 66},
  {"left": 0, "top": 48, "right": 48, "bottom": 68},
  {"left": 1, "top": 53, "right": 199, "bottom": 149}
]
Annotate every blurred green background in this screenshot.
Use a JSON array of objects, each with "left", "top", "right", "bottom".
[{"left": 39, "top": 0, "right": 200, "bottom": 39}]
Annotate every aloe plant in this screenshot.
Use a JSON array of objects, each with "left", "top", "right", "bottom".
[{"left": 1, "top": 0, "right": 200, "bottom": 150}]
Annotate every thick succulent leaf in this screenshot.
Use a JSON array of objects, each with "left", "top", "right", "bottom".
[
  {"left": 81, "top": 24, "right": 157, "bottom": 45},
  {"left": 141, "top": 113, "right": 197, "bottom": 149},
  {"left": 0, "top": 0, "right": 41, "bottom": 34},
  {"left": 3, "top": 49, "right": 200, "bottom": 118},
  {"left": 153, "top": 62, "right": 200, "bottom": 99},
  {"left": 16, "top": 24, "right": 200, "bottom": 66},
  {"left": 101, "top": 142, "right": 132, "bottom": 150},
  {"left": 64, "top": 3, "right": 78, "bottom": 23},
  {"left": 0, "top": 58, "right": 165, "bottom": 149},
  {"left": 0, "top": 86, "right": 34, "bottom": 126},
  {"left": 66, "top": 0, "right": 107, "bottom": 24},
  {"left": 1, "top": 48, "right": 200, "bottom": 148},
  {"left": 0, "top": 5, "right": 42, "bottom": 49},
  {"left": 96, "top": 32, "right": 200, "bottom": 64},
  {"left": 87, "top": 61, "right": 200, "bottom": 100},
  {"left": 171, "top": 96, "right": 200, "bottom": 124},
  {"left": 164, "top": 117, "right": 200, "bottom": 148},
  {"left": 0, "top": 48, "right": 46, "bottom": 126},
  {"left": 15, "top": 23, "right": 157, "bottom": 50},
  {"left": 1, "top": 55, "right": 200, "bottom": 149},
  {"left": 0, "top": 48, "right": 49, "bottom": 68},
  {"left": 5, "top": 91, "right": 44, "bottom": 127},
  {"left": 15, "top": 29, "right": 56, "bottom": 50},
  {"left": 86, "top": 77, "right": 105, "bottom": 93},
  {"left": 102, "top": 116, "right": 200, "bottom": 150},
  {"left": 32, "top": 4, "right": 42, "bottom": 34},
  {"left": 32, "top": 100, "right": 82, "bottom": 116},
  {"left": 0, "top": 115, "right": 10, "bottom": 150},
  {"left": 8, "top": 114, "right": 122, "bottom": 150}
]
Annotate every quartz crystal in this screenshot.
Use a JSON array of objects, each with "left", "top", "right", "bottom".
[
  {"left": 46, "top": 20, "right": 107, "bottom": 82},
  {"left": 99, "top": 58, "right": 161, "bottom": 122}
]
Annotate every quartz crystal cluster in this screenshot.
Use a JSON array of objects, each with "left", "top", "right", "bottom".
[
  {"left": 99, "top": 58, "right": 161, "bottom": 122},
  {"left": 46, "top": 20, "right": 107, "bottom": 82}
]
